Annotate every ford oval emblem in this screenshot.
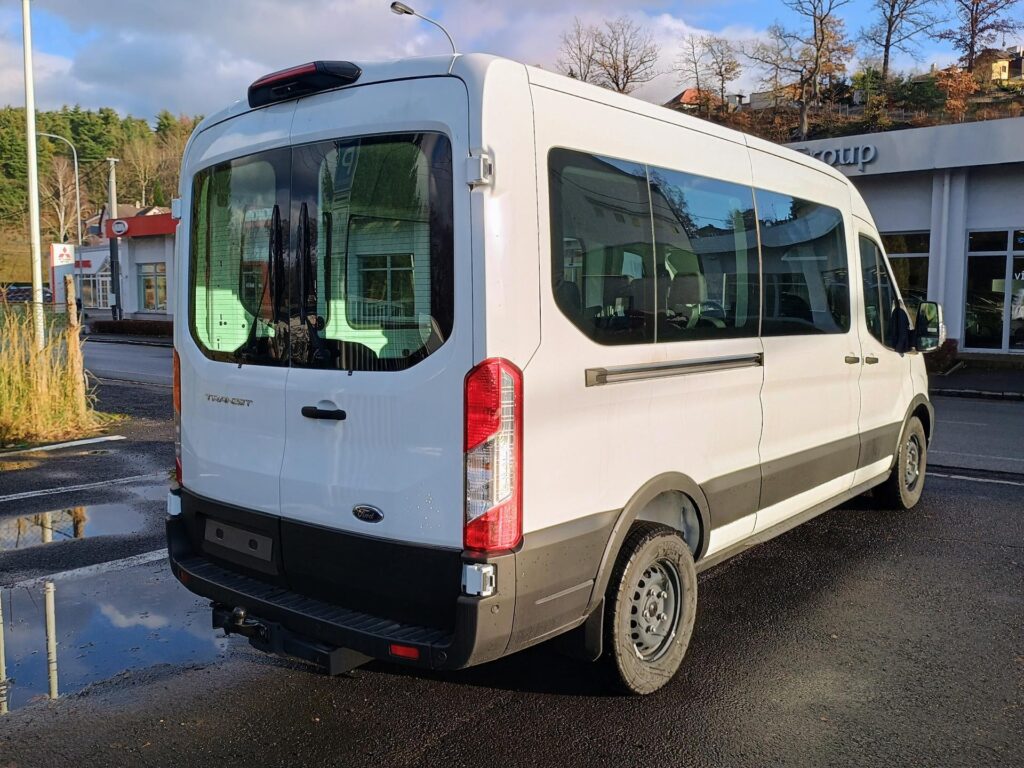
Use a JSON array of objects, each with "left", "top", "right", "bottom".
[{"left": 352, "top": 505, "right": 384, "bottom": 523}]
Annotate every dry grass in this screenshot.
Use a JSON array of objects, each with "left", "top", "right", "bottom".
[{"left": 0, "top": 300, "right": 101, "bottom": 447}]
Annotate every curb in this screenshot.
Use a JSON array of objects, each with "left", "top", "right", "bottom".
[
  {"left": 84, "top": 336, "right": 173, "bottom": 348},
  {"left": 931, "top": 388, "right": 1024, "bottom": 402}
]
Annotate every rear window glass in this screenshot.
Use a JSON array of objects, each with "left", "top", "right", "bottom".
[
  {"left": 188, "top": 133, "right": 454, "bottom": 371},
  {"left": 190, "top": 149, "right": 288, "bottom": 365},
  {"left": 293, "top": 134, "right": 454, "bottom": 371}
]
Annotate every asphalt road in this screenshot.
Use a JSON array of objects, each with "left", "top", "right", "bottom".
[
  {"left": 931, "top": 395, "right": 1024, "bottom": 474},
  {"left": 1, "top": 379, "right": 1022, "bottom": 765},
  {"left": 83, "top": 339, "right": 173, "bottom": 386}
]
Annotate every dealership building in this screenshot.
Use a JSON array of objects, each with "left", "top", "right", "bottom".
[{"left": 789, "top": 116, "right": 1024, "bottom": 356}]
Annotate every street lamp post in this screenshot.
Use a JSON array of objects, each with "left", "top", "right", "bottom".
[{"left": 38, "top": 132, "right": 82, "bottom": 316}]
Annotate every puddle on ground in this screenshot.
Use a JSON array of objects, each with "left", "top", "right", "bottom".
[
  {"left": 0, "top": 561, "right": 229, "bottom": 713},
  {"left": 0, "top": 504, "right": 147, "bottom": 552}
]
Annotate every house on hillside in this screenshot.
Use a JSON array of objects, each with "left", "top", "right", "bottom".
[{"left": 663, "top": 88, "right": 722, "bottom": 112}]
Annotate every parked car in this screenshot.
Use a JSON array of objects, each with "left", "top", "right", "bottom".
[{"left": 3, "top": 285, "right": 53, "bottom": 303}]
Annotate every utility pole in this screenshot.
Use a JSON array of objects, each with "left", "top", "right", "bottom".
[
  {"left": 106, "top": 157, "right": 122, "bottom": 320},
  {"left": 22, "top": 0, "right": 44, "bottom": 350}
]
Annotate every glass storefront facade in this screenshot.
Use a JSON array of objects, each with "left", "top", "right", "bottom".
[
  {"left": 964, "top": 229, "right": 1024, "bottom": 351},
  {"left": 882, "top": 231, "right": 929, "bottom": 320}
]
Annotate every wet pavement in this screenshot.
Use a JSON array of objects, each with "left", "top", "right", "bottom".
[
  {"left": 0, "top": 471, "right": 1020, "bottom": 767},
  {"left": 0, "top": 381, "right": 1021, "bottom": 765},
  {"left": 1, "top": 561, "right": 228, "bottom": 713}
]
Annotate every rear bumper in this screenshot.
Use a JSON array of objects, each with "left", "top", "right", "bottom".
[{"left": 166, "top": 488, "right": 516, "bottom": 670}]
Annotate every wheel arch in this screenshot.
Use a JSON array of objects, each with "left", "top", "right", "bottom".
[{"left": 584, "top": 472, "right": 711, "bottom": 617}]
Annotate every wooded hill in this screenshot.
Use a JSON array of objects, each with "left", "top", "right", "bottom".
[{"left": 0, "top": 107, "right": 200, "bottom": 283}]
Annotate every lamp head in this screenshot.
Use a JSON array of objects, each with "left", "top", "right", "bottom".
[{"left": 390, "top": 2, "right": 415, "bottom": 15}]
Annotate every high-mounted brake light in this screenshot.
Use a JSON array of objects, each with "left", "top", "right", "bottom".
[
  {"left": 173, "top": 349, "right": 182, "bottom": 485},
  {"left": 464, "top": 358, "right": 523, "bottom": 552},
  {"left": 247, "top": 60, "right": 362, "bottom": 109}
]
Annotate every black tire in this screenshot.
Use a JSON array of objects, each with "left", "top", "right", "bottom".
[
  {"left": 603, "top": 522, "right": 697, "bottom": 695},
  {"left": 875, "top": 416, "right": 928, "bottom": 510}
]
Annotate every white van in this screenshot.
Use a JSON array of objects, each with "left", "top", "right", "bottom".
[{"left": 167, "top": 54, "right": 945, "bottom": 694}]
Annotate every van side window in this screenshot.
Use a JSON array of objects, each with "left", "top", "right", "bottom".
[
  {"left": 549, "top": 149, "right": 655, "bottom": 345},
  {"left": 860, "top": 235, "right": 898, "bottom": 347},
  {"left": 756, "top": 190, "right": 851, "bottom": 336},
  {"left": 649, "top": 168, "right": 760, "bottom": 341},
  {"left": 189, "top": 149, "right": 289, "bottom": 365}
]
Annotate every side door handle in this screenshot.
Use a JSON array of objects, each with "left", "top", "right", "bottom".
[
  {"left": 844, "top": 355, "right": 861, "bottom": 364},
  {"left": 301, "top": 406, "right": 347, "bottom": 421},
  {"left": 865, "top": 356, "right": 880, "bottom": 365}
]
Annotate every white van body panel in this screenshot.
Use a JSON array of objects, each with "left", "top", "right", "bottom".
[
  {"left": 175, "top": 105, "right": 295, "bottom": 515},
  {"left": 459, "top": 57, "right": 541, "bottom": 370},
  {"left": 747, "top": 147, "right": 864, "bottom": 532},
  {"left": 527, "top": 83, "right": 764, "bottom": 547},
  {"left": 279, "top": 78, "right": 472, "bottom": 548}
]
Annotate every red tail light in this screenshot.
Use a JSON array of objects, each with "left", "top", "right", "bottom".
[
  {"left": 464, "top": 358, "right": 523, "bottom": 552},
  {"left": 173, "top": 349, "right": 182, "bottom": 486},
  {"left": 247, "top": 60, "right": 362, "bottom": 108}
]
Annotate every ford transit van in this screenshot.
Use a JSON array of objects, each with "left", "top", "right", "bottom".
[{"left": 167, "top": 54, "right": 944, "bottom": 694}]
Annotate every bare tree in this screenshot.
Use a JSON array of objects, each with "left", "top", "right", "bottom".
[
  {"left": 705, "top": 36, "right": 743, "bottom": 109},
  {"left": 594, "top": 16, "right": 660, "bottom": 94},
  {"left": 859, "top": 0, "right": 939, "bottom": 81},
  {"left": 938, "top": 0, "right": 1021, "bottom": 71},
  {"left": 41, "top": 155, "right": 78, "bottom": 244},
  {"left": 675, "top": 34, "right": 713, "bottom": 115},
  {"left": 558, "top": 18, "right": 602, "bottom": 84},
  {"left": 122, "top": 136, "right": 159, "bottom": 208},
  {"left": 746, "top": 0, "right": 852, "bottom": 139}
]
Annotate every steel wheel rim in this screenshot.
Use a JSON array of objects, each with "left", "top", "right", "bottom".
[
  {"left": 905, "top": 434, "right": 922, "bottom": 491},
  {"left": 627, "top": 558, "right": 681, "bottom": 662}
]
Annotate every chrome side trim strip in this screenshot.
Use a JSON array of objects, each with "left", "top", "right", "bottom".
[{"left": 585, "top": 353, "right": 763, "bottom": 387}]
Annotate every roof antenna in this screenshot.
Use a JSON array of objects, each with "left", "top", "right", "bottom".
[{"left": 390, "top": 2, "right": 459, "bottom": 72}]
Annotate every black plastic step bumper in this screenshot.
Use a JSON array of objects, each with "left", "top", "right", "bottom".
[{"left": 166, "top": 489, "right": 516, "bottom": 671}]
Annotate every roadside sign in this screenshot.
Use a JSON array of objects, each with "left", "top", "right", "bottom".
[{"left": 50, "top": 242, "right": 74, "bottom": 268}]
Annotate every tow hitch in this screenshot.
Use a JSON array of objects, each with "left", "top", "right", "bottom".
[{"left": 212, "top": 603, "right": 371, "bottom": 676}]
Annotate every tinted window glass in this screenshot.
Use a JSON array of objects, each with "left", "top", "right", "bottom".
[
  {"left": 1014, "top": 230, "right": 1024, "bottom": 253},
  {"left": 968, "top": 230, "right": 1008, "bottom": 253},
  {"left": 190, "top": 149, "right": 289, "bottom": 365},
  {"left": 882, "top": 232, "right": 929, "bottom": 255},
  {"left": 965, "top": 255, "right": 1006, "bottom": 349},
  {"left": 290, "top": 133, "right": 453, "bottom": 371},
  {"left": 756, "top": 190, "right": 850, "bottom": 335},
  {"left": 549, "top": 149, "right": 655, "bottom": 345},
  {"left": 648, "top": 168, "right": 759, "bottom": 340},
  {"left": 888, "top": 255, "right": 928, "bottom": 319},
  {"left": 860, "top": 236, "right": 898, "bottom": 346}
]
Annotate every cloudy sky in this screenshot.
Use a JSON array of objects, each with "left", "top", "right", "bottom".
[{"left": 0, "top": 0, "right": 970, "bottom": 120}]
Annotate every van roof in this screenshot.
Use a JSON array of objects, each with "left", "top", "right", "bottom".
[{"left": 194, "top": 52, "right": 851, "bottom": 190}]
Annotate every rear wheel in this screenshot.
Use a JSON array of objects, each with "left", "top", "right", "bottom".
[
  {"left": 875, "top": 416, "right": 927, "bottom": 510},
  {"left": 603, "top": 522, "right": 696, "bottom": 695}
]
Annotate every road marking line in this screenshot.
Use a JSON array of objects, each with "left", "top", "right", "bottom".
[
  {"left": 938, "top": 420, "right": 988, "bottom": 427},
  {"left": 4, "top": 548, "right": 168, "bottom": 589},
  {"left": 930, "top": 449, "right": 1024, "bottom": 463},
  {"left": 0, "top": 472, "right": 168, "bottom": 504},
  {"left": 1, "top": 434, "right": 126, "bottom": 457},
  {"left": 91, "top": 376, "right": 172, "bottom": 389},
  {"left": 929, "top": 472, "right": 1024, "bottom": 488}
]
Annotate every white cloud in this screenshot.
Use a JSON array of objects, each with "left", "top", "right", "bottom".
[{"left": 2, "top": 0, "right": 774, "bottom": 116}]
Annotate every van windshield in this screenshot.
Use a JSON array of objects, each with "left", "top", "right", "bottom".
[{"left": 189, "top": 133, "right": 454, "bottom": 371}]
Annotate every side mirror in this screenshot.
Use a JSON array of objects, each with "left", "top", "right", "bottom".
[{"left": 915, "top": 301, "right": 946, "bottom": 353}]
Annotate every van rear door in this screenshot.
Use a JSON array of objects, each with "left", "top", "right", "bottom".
[
  {"left": 278, "top": 79, "right": 472, "bottom": 549},
  {"left": 178, "top": 109, "right": 293, "bottom": 515}
]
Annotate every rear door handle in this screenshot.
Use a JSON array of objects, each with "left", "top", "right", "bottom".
[
  {"left": 301, "top": 406, "right": 347, "bottom": 421},
  {"left": 865, "top": 356, "right": 880, "bottom": 365},
  {"left": 844, "top": 355, "right": 861, "bottom": 364}
]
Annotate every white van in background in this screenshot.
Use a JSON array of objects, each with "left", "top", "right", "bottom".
[{"left": 166, "top": 54, "right": 945, "bottom": 694}]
